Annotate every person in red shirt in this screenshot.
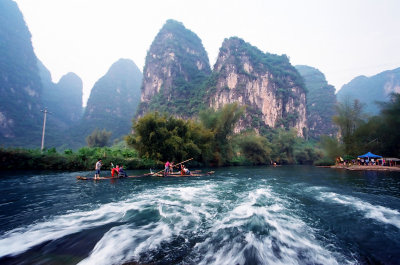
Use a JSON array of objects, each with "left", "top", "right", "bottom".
[
  {"left": 181, "top": 164, "right": 185, "bottom": 175},
  {"left": 164, "top": 161, "right": 170, "bottom": 176},
  {"left": 111, "top": 165, "right": 120, "bottom": 178}
]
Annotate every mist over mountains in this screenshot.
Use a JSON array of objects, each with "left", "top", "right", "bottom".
[
  {"left": 66, "top": 59, "right": 142, "bottom": 149},
  {"left": 1, "top": 0, "right": 399, "bottom": 149},
  {"left": 39, "top": 60, "right": 83, "bottom": 128},
  {"left": 336, "top": 67, "right": 400, "bottom": 115},
  {"left": 0, "top": 0, "right": 42, "bottom": 147}
]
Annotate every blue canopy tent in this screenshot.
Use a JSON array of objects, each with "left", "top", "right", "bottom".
[
  {"left": 358, "top": 152, "right": 382, "bottom": 165},
  {"left": 358, "top": 152, "right": 382, "bottom": 158}
]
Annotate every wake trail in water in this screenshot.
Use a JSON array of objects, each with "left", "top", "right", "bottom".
[
  {"left": 1, "top": 179, "right": 353, "bottom": 265},
  {"left": 192, "top": 187, "right": 347, "bottom": 265},
  {"left": 79, "top": 182, "right": 219, "bottom": 265},
  {"left": 317, "top": 191, "right": 400, "bottom": 229},
  {"left": 0, "top": 200, "right": 137, "bottom": 257},
  {"left": 0, "top": 182, "right": 214, "bottom": 258}
]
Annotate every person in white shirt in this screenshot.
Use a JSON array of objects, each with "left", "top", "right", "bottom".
[{"left": 95, "top": 159, "right": 102, "bottom": 180}]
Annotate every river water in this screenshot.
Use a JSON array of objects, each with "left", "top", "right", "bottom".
[{"left": 0, "top": 166, "right": 400, "bottom": 264}]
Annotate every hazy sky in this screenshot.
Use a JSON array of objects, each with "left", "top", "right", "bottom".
[{"left": 14, "top": 0, "right": 400, "bottom": 106}]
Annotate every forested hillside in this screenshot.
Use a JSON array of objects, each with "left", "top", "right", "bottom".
[{"left": 295, "top": 65, "right": 337, "bottom": 138}]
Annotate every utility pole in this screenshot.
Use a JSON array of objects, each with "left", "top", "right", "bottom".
[{"left": 40, "top": 108, "right": 50, "bottom": 151}]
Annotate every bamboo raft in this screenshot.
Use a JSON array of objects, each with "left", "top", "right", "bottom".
[
  {"left": 153, "top": 171, "right": 215, "bottom": 177},
  {"left": 76, "top": 158, "right": 214, "bottom": 180},
  {"left": 76, "top": 170, "right": 215, "bottom": 180},
  {"left": 76, "top": 175, "right": 143, "bottom": 180}
]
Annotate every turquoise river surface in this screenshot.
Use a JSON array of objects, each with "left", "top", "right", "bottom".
[{"left": 0, "top": 166, "right": 400, "bottom": 264}]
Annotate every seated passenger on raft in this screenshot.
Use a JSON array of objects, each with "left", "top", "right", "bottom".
[
  {"left": 111, "top": 165, "right": 119, "bottom": 178},
  {"left": 118, "top": 165, "right": 128, "bottom": 178},
  {"left": 180, "top": 164, "right": 191, "bottom": 175}
]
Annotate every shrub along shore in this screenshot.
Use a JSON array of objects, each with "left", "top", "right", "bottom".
[{"left": 0, "top": 147, "right": 158, "bottom": 171}]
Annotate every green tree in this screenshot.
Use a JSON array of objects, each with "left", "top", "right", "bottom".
[
  {"left": 318, "top": 135, "right": 344, "bottom": 161},
  {"left": 333, "top": 99, "right": 366, "bottom": 155},
  {"left": 236, "top": 133, "right": 272, "bottom": 165},
  {"left": 352, "top": 116, "right": 382, "bottom": 154},
  {"left": 86, "top": 129, "right": 112, "bottom": 147},
  {"left": 377, "top": 93, "right": 400, "bottom": 157},
  {"left": 270, "top": 128, "right": 298, "bottom": 164},
  {"left": 352, "top": 93, "right": 400, "bottom": 157},
  {"left": 294, "top": 142, "right": 322, "bottom": 165},
  {"left": 126, "top": 112, "right": 213, "bottom": 162},
  {"left": 126, "top": 112, "right": 169, "bottom": 160},
  {"left": 199, "top": 103, "right": 245, "bottom": 165}
]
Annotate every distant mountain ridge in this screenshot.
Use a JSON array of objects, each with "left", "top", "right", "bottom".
[{"left": 337, "top": 67, "right": 400, "bottom": 115}]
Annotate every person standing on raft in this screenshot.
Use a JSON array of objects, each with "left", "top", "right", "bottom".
[
  {"left": 164, "top": 161, "right": 170, "bottom": 177},
  {"left": 94, "top": 159, "right": 102, "bottom": 180}
]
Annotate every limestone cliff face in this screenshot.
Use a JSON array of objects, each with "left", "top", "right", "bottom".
[
  {"left": 138, "top": 19, "right": 211, "bottom": 117},
  {"left": 208, "top": 38, "right": 307, "bottom": 136}
]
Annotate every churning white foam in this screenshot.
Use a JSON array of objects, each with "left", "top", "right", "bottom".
[
  {"left": 318, "top": 192, "right": 400, "bottom": 229},
  {"left": 0, "top": 201, "right": 137, "bottom": 257},
  {"left": 0, "top": 181, "right": 219, "bottom": 261},
  {"left": 78, "top": 182, "right": 219, "bottom": 264},
  {"left": 78, "top": 222, "right": 173, "bottom": 265},
  {"left": 1, "top": 180, "right": 356, "bottom": 264},
  {"left": 193, "top": 188, "right": 345, "bottom": 265},
  {"left": 83, "top": 185, "right": 339, "bottom": 265}
]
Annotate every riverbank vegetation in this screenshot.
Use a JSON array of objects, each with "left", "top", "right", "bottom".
[
  {"left": 0, "top": 143, "right": 157, "bottom": 171},
  {"left": 317, "top": 93, "right": 400, "bottom": 165}
]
